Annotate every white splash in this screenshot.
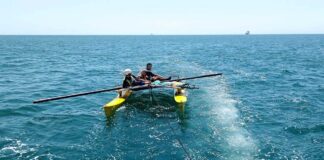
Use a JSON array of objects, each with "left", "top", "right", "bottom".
[
  {"left": 171, "top": 60, "right": 258, "bottom": 159},
  {"left": 0, "top": 138, "right": 34, "bottom": 158},
  {"left": 205, "top": 76, "right": 257, "bottom": 160}
]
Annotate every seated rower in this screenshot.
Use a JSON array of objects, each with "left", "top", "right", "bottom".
[
  {"left": 138, "top": 63, "right": 171, "bottom": 81},
  {"left": 122, "top": 69, "right": 147, "bottom": 88},
  {"left": 138, "top": 70, "right": 152, "bottom": 84}
]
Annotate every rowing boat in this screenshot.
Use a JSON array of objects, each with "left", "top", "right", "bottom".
[
  {"left": 32, "top": 73, "right": 222, "bottom": 118},
  {"left": 103, "top": 82, "right": 188, "bottom": 117}
]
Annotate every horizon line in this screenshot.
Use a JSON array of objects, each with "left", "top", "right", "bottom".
[{"left": 0, "top": 33, "right": 324, "bottom": 36}]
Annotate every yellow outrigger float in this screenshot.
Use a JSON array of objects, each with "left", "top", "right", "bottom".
[
  {"left": 103, "top": 82, "right": 188, "bottom": 117},
  {"left": 103, "top": 89, "right": 132, "bottom": 117},
  {"left": 174, "top": 83, "right": 187, "bottom": 104}
]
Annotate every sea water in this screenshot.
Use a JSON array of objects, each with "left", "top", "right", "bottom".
[{"left": 0, "top": 35, "right": 323, "bottom": 159}]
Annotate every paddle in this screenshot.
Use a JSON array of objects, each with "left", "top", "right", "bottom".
[
  {"left": 32, "top": 85, "right": 167, "bottom": 104},
  {"left": 33, "top": 86, "right": 123, "bottom": 104},
  {"left": 33, "top": 73, "right": 222, "bottom": 104},
  {"left": 169, "top": 73, "right": 222, "bottom": 81}
]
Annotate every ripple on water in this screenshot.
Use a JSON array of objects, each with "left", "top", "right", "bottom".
[
  {"left": 284, "top": 124, "right": 324, "bottom": 135},
  {"left": 0, "top": 138, "right": 41, "bottom": 159}
]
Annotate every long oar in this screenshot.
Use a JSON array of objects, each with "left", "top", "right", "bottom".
[
  {"left": 32, "top": 85, "right": 166, "bottom": 104},
  {"left": 170, "top": 73, "right": 222, "bottom": 81},
  {"left": 33, "top": 86, "right": 123, "bottom": 104},
  {"left": 33, "top": 73, "right": 222, "bottom": 104}
]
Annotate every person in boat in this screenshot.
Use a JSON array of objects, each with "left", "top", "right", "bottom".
[
  {"left": 122, "top": 69, "right": 146, "bottom": 88},
  {"left": 138, "top": 63, "right": 171, "bottom": 81},
  {"left": 138, "top": 70, "right": 152, "bottom": 84},
  {"left": 137, "top": 64, "right": 184, "bottom": 88}
]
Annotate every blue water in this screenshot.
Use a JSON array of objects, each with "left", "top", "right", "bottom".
[{"left": 0, "top": 35, "right": 323, "bottom": 159}]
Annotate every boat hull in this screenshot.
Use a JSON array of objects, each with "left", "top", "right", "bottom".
[{"left": 103, "top": 83, "right": 188, "bottom": 118}]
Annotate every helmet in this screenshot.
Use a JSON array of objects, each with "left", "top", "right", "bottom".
[{"left": 123, "top": 69, "right": 132, "bottom": 75}]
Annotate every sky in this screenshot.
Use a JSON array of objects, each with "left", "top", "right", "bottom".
[{"left": 0, "top": 0, "right": 324, "bottom": 35}]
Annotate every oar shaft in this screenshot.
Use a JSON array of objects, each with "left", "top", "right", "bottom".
[
  {"left": 33, "top": 73, "right": 222, "bottom": 104},
  {"left": 33, "top": 86, "right": 122, "bottom": 103},
  {"left": 172, "top": 73, "right": 222, "bottom": 81}
]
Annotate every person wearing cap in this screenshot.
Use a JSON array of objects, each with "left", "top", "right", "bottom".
[
  {"left": 122, "top": 69, "right": 146, "bottom": 88},
  {"left": 138, "top": 63, "right": 171, "bottom": 81}
]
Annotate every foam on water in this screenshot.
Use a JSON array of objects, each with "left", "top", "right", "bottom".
[
  {"left": 170, "top": 59, "right": 257, "bottom": 159},
  {"left": 0, "top": 138, "right": 36, "bottom": 159},
  {"left": 206, "top": 80, "right": 257, "bottom": 159}
]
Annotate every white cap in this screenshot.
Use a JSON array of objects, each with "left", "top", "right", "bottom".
[{"left": 123, "top": 69, "right": 132, "bottom": 75}]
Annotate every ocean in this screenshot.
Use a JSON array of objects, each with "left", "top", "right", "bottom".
[{"left": 0, "top": 35, "right": 323, "bottom": 159}]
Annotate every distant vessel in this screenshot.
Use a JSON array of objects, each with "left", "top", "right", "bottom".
[{"left": 245, "top": 30, "right": 250, "bottom": 35}]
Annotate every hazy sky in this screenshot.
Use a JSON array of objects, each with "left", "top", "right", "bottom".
[{"left": 1, "top": 0, "right": 324, "bottom": 35}]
